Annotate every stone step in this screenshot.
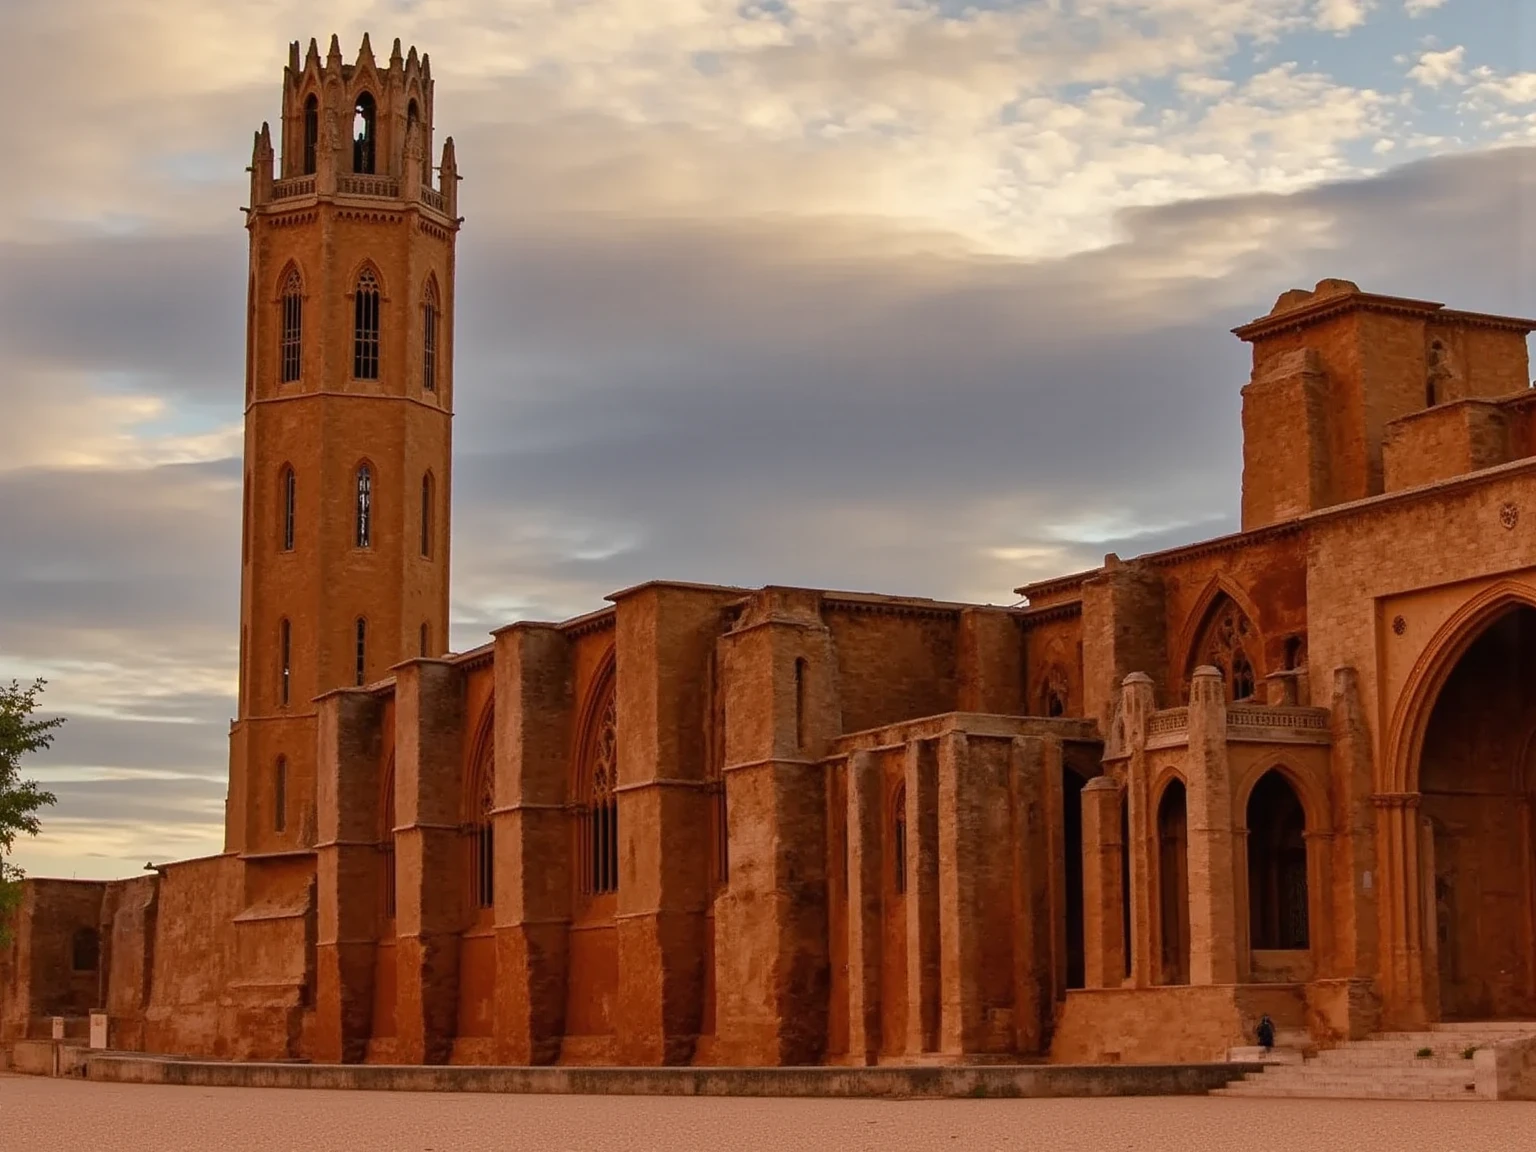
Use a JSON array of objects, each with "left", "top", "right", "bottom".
[
  {"left": 1212, "top": 1083, "right": 1482, "bottom": 1100},
  {"left": 1311, "top": 1053, "right": 1481, "bottom": 1069}
]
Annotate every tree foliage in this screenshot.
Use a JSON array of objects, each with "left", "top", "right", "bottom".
[{"left": 0, "top": 679, "right": 62, "bottom": 943}]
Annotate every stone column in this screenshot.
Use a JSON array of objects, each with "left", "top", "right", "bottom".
[
  {"left": 1080, "top": 560, "right": 1167, "bottom": 735},
  {"left": 313, "top": 687, "right": 386, "bottom": 1063},
  {"left": 393, "top": 658, "right": 465, "bottom": 1064},
  {"left": 714, "top": 588, "right": 836, "bottom": 1066},
  {"left": 1330, "top": 667, "right": 1379, "bottom": 980},
  {"left": 844, "top": 749, "right": 882, "bottom": 1065},
  {"left": 905, "top": 739, "right": 942, "bottom": 1057},
  {"left": 1119, "top": 673, "right": 1158, "bottom": 987},
  {"left": 611, "top": 583, "right": 739, "bottom": 1066},
  {"left": 490, "top": 623, "right": 573, "bottom": 1065},
  {"left": 1374, "top": 792, "right": 1428, "bottom": 1028},
  {"left": 1009, "top": 734, "right": 1059, "bottom": 1054},
  {"left": 1081, "top": 775, "right": 1126, "bottom": 988},
  {"left": 1185, "top": 665, "right": 1238, "bottom": 985}
]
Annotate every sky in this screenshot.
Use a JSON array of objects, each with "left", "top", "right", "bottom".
[{"left": 2, "top": 0, "right": 1535, "bottom": 880}]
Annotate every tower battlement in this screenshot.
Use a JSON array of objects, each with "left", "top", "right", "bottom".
[{"left": 248, "top": 33, "right": 457, "bottom": 218}]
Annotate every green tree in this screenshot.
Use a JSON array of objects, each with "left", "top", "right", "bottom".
[{"left": 0, "top": 679, "right": 62, "bottom": 944}]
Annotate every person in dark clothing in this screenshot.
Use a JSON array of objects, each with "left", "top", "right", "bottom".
[{"left": 1256, "top": 1014, "right": 1276, "bottom": 1052}]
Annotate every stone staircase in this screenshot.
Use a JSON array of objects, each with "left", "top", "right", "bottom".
[{"left": 1213, "top": 1022, "right": 1536, "bottom": 1100}]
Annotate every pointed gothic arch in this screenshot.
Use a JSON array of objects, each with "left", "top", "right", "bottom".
[
  {"left": 351, "top": 264, "right": 382, "bottom": 379},
  {"left": 421, "top": 275, "right": 440, "bottom": 392},
  {"left": 1179, "top": 581, "right": 1265, "bottom": 703},
  {"left": 466, "top": 703, "right": 495, "bottom": 910},
  {"left": 277, "top": 263, "right": 304, "bottom": 384},
  {"left": 575, "top": 651, "right": 619, "bottom": 899}
]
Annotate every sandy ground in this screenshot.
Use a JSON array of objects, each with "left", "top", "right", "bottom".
[{"left": 4, "top": 1074, "right": 1536, "bottom": 1151}]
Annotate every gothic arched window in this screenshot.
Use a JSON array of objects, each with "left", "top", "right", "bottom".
[
  {"left": 274, "top": 755, "right": 288, "bottom": 833},
  {"left": 280, "top": 465, "right": 296, "bottom": 551},
  {"left": 1191, "top": 595, "right": 1260, "bottom": 703},
  {"left": 353, "top": 268, "right": 380, "bottom": 380},
  {"left": 280, "top": 268, "right": 303, "bottom": 383},
  {"left": 302, "top": 95, "right": 318, "bottom": 175},
  {"left": 353, "top": 92, "right": 377, "bottom": 174},
  {"left": 1041, "top": 665, "right": 1070, "bottom": 718},
  {"left": 471, "top": 722, "right": 494, "bottom": 910},
  {"left": 279, "top": 618, "right": 291, "bottom": 706},
  {"left": 579, "top": 679, "right": 620, "bottom": 896},
  {"left": 420, "top": 472, "right": 434, "bottom": 558},
  {"left": 893, "top": 782, "right": 908, "bottom": 895},
  {"left": 422, "top": 279, "right": 438, "bottom": 392},
  {"left": 355, "top": 464, "right": 372, "bottom": 548}
]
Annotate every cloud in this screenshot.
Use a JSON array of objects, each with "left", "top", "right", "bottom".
[
  {"left": 1408, "top": 46, "right": 1467, "bottom": 89},
  {"left": 1315, "top": 0, "right": 1376, "bottom": 34},
  {"left": 1404, "top": 0, "right": 1447, "bottom": 14}
]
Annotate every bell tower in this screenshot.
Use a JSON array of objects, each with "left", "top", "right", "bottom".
[{"left": 227, "top": 34, "right": 460, "bottom": 855}]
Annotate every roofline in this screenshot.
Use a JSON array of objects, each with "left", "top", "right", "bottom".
[
  {"left": 1233, "top": 290, "right": 1536, "bottom": 342},
  {"left": 1017, "top": 454, "right": 1536, "bottom": 598}
]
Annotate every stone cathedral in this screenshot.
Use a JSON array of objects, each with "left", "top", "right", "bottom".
[{"left": 6, "top": 35, "right": 1536, "bottom": 1069}]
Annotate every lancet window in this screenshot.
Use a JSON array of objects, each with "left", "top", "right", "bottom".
[
  {"left": 353, "top": 93, "right": 377, "bottom": 174},
  {"left": 422, "top": 280, "right": 438, "bottom": 392},
  {"left": 893, "top": 782, "right": 908, "bottom": 895},
  {"left": 302, "top": 95, "right": 318, "bottom": 175},
  {"left": 471, "top": 727, "right": 494, "bottom": 910},
  {"left": 579, "top": 686, "right": 620, "bottom": 896},
  {"left": 280, "top": 269, "right": 303, "bottom": 383},
  {"left": 1192, "top": 596, "right": 1259, "bottom": 703},
  {"left": 274, "top": 755, "right": 288, "bottom": 833},
  {"left": 281, "top": 466, "right": 296, "bottom": 551},
  {"left": 353, "top": 269, "right": 380, "bottom": 380},
  {"left": 355, "top": 464, "right": 372, "bottom": 548}
]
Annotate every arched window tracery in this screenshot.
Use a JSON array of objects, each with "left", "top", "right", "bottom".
[
  {"left": 280, "top": 465, "right": 296, "bottom": 551},
  {"left": 355, "top": 463, "right": 372, "bottom": 548},
  {"left": 353, "top": 268, "right": 380, "bottom": 379},
  {"left": 579, "top": 678, "right": 620, "bottom": 897},
  {"left": 280, "top": 268, "right": 303, "bottom": 383},
  {"left": 1190, "top": 595, "right": 1260, "bottom": 703},
  {"left": 470, "top": 726, "right": 494, "bottom": 911},
  {"left": 1041, "top": 665, "right": 1070, "bottom": 718},
  {"left": 422, "top": 278, "right": 439, "bottom": 393}
]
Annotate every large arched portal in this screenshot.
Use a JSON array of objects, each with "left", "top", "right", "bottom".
[
  {"left": 1246, "top": 770, "right": 1309, "bottom": 952},
  {"left": 1419, "top": 604, "right": 1536, "bottom": 1020},
  {"left": 1156, "top": 780, "right": 1190, "bottom": 986}
]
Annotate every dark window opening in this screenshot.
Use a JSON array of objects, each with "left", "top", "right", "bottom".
[
  {"left": 1247, "top": 771, "right": 1310, "bottom": 950},
  {"left": 281, "top": 466, "right": 296, "bottom": 551},
  {"left": 352, "top": 92, "right": 377, "bottom": 173},
  {"left": 355, "top": 464, "right": 372, "bottom": 548},
  {"left": 279, "top": 618, "right": 291, "bottom": 706},
  {"left": 302, "top": 95, "right": 318, "bottom": 175},
  {"left": 580, "top": 692, "right": 620, "bottom": 896},
  {"left": 274, "top": 756, "right": 287, "bottom": 833},
  {"left": 71, "top": 927, "right": 100, "bottom": 972},
  {"left": 355, "top": 618, "right": 367, "bottom": 686},
  {"left": 1284, "top": 635, "right": 1303, "bottom": 671},
  {"left": 1156, "top": 780, "right": 1190, "bottom": 986},
  {"left": 280, "top": 269, "right": 303, "bottom": 383},
  {"left": 353, "top": 269, "right": 380, "bottom": 379},
  {"left": 893, "top": 783, "right": 908, "bottom": 895},
  {"left": 422, "top": 282, "right": 438, "bottom": 391},
  {"left": 420, "top": 621, "right": 430, "bottom": 658},
  {"left": 420, "top": 473, "right": 433, "bottom": 558},
  {"left": 794, "top": 657, "right": 807, "bottom": 752}
]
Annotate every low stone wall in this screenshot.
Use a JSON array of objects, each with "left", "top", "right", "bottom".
[
  {"left": 1475, "top": 1037, "right": 1536, "bottom": 1100},
  {"left": 1051, "top": 984, "right": 1308, "bottom": 1064},
  {"left": 84, "top": 1054, "right": 1259, "bottom": 1098},
  {"left": 10, "top": 1040, "right": 88, "bottom": 1077}
]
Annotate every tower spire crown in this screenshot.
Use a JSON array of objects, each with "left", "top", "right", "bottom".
[{"left": 256, "top": 31, "right": 450, "bottom": 209}]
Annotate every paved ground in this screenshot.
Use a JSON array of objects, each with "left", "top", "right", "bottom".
[{"left": 4, "top": 1074, "right": 1536, "bottom": 1151}]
